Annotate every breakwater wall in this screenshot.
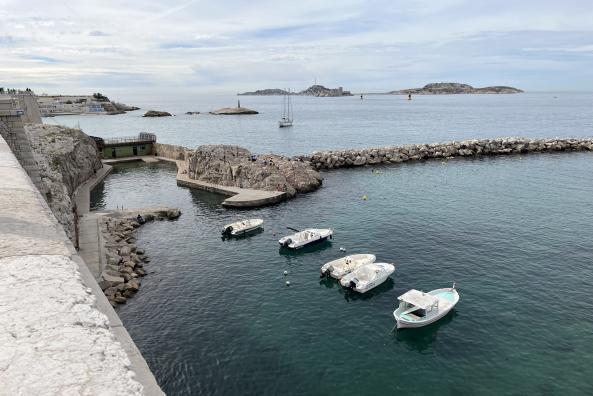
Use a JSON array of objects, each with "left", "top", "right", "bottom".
[
  {"left": 154, "top": 142, "right": 193, "bottom": 161},
  {"left": 295, "top": 137, "right": 593, "bottom": 170},
  {"left": 0, "top": 135, "right": 163, "bottom": 394}
]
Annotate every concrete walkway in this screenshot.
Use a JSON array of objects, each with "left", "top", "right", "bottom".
[
  {"left": 157, "top": 157, "right": 287, "bottom": 208},
  {"left": 103, "top": 156, "right": 159, "bottom": 165}
]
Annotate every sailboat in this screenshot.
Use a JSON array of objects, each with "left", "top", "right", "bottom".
[{"left": 278, "top": 89, "right": 293, "bottom": 128}]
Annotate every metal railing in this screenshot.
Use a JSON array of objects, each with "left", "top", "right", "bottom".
[{"left": 102, "top": 133, "right": 156, "bottom": 145}]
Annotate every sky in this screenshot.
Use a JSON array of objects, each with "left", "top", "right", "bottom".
[{"left": 1, "top": 0, "right": 593, "bottom": 98}]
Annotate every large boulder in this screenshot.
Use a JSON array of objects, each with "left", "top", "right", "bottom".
[
  {"left": 143, "top": 110, "right": 172, "bottom": 117},
  {"left": 186, "top": 145, "right": 322, "bottom": 197}
]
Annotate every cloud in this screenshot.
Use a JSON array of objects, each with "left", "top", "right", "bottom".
[{"left": 2, "top": 0, "right": 593, "bottom": 93}]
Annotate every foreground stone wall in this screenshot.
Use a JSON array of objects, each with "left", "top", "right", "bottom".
[
  {"left": 0, "top": 135, "right": 163, "bottom": 395},
  {"left": 296, "top": 137, "right": 593, "bottom": 170}
]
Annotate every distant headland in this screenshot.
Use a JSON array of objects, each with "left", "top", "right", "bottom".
[
  {"left": 390, "top": 82, "right": 523, "bottom": 95},
  {"left": 239, "top": 85, "right": 353, "bottom": 97}
]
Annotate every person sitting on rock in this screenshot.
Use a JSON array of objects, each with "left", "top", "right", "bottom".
[{"left": 136, "top": 214, "right": 145, "bottom": 224}]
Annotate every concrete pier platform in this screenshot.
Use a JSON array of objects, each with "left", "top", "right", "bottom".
[{"left": 157, "top": 157, "right": 287, "bottom": 208}]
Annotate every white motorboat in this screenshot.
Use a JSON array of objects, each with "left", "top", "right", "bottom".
[
  {"left": 278, "top": 228, "right": 333, "bottom": 249},
  {"left": 320, "top": 254, "right": 376, "bottom": 279},
  {"left": 339, "top": 262, "right": 395, "bottom": 293},
  {"left": 221, "top": 218, "right": 264, "bottom": 236},
  {"left": 393, "top": 283, "right": 459, "bottom": 329}
]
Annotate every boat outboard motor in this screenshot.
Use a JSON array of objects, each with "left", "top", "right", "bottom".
[
  {"left": 282, "top": 238, "right": 292, "bottom": 248},
  {"left": 222, "top": 226, "right": 233, "bottom": 235},
  {"left": 348, "top": 280, "right": 357, "bottom": 290}
]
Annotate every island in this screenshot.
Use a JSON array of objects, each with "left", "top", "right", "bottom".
[
  {"left": 209, "top": 106, "right": 258, "bottom": 115},
  {"left": 390, "top": 82, "right": 523, "bottom": 95},
  {"left": 238, "top": 84, "right": 353, "bottom": 97},
  {"left": 143, "top": 110, "right": 172, "bottom": 117}
]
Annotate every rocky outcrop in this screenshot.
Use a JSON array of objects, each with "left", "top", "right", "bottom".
[
  {"left": 25, "top": 123, "right": 103, "bottom": 240},
  {"left": 390, "top": 82, "right": 523, "bottom": 95},
  {"left": 101, "top": 101, "right": 140, "bottom": 115},
  {"left": 238, "top": 89, "right": 288, "bottom": 96},
  {"left": 98, "top": 207, "right": 181, "bottom": 306},
  {"left": 210, "top": 107, "right": 258, "bottom": 115},
  {"left": 154, "top": 142, "right": 194, "bottom": 161},
  {"left": 186, "top": 145, "right": 322, "bottom": 197},
  {"left": 143, "top": 110, "right": 172, "bottom": 117},
  {"left": 185, "top": 111, "right": 200, "bottom": 115},
  {"left": 295, "top": 137, "right": 593, "bottom": 170}
]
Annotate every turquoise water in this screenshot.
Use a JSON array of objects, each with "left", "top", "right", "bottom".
[
  {"left": 47, "top": 93, "right": 593, "bottom": 155},
  {"left": 91, "top": 151, "right": 593, "bottom": 395}
]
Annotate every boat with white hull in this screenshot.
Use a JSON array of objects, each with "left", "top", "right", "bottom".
[
  {"left": 320, "top": 254, "right": 376, "bottom": 279},
  {"left": 393, "top": 284, "right": 459, "bottom": 329},
  {"left": 222, "top": 219, "right": 264, "bottom": 236},
  {"left": 278, "top": 228, "right": 333, "bottom": 249},
  {"left": 339, "top": 262, "right": 395, "bottom": 293}
]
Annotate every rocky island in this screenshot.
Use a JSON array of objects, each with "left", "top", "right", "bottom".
[
  {"left": 143, "top": 110, "right": 172, "bottom": 117},
  {"left": 390, "top": 82, "right": 523, "bottom": 95},
  {"left": 210, "top": 106, "right": 258, "bottom": 115},
  {"left": 239, "top": 84, "right": 353, "bottom": 97}
]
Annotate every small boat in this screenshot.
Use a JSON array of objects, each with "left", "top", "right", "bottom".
[
  {"left": 320, "top": 254, "right": 376, "bottom": 279},
  {"left": 393, "top": 283, "right": 459, "bottom": 329},
  {"left": 278, "top": 89, "right": 293, "bottom": 128},
  {"left": 339, "top": 262, "right": 395, "bottom": 293},
  {"left": 221, "top": 219, "right": 264, "bottom": 236},
  {"left": 278, "top": 228, "right": 332, "bottom": 249}
]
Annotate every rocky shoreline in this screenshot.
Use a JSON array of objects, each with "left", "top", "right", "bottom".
[
  {"left": 295, "top": 137, "right": 593, "bottom": 170},
  {"left": 98, "top": 207, "right": 181, "bottom": 306},
  {"left": 390, "top": 82, "right": 523, "bottom": 95}
]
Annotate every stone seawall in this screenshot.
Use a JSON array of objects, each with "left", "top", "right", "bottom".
[
  {"left": 0, "top": 135, "right": 163, "bottom": 395},
  {"left": 295, "top": 137, "right": 593, "bottom": 170}
]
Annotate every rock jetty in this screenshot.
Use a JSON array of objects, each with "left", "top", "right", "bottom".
[
  {"left": 210, "top": 106, "right": 258, "bottom": 115},
  {"left": 296, "top": 137, "right": 593, "bottom": 170},
  {"left": 186, "top": 145, "right": 322, "bottom": 197},
  {"left": 391, "top": 82, "right": 523, "bottom": 95},
  {"left": 143, "top": 110, "right": 172, "bottom": 117},
  {"left": 98, "top": 207, "right": 181, "bottom": 306}
]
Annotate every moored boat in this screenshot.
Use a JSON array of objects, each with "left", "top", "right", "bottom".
[
  {"left": 222, "top": 218, "right": 264, "bottom": 236},
  {"left": 393, "top": 283, "right": 459, "bottom": 329},
  {"left": 339, "top": 262, "right": 395, "bottom": 293},
  {"left": 320, "top": 254, "right": 376, "bottom": 279},
  {"left": 278, "top": 228, "right": 333, "bottom": 249}
]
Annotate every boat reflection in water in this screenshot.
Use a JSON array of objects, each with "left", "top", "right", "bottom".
[{"left": 394, "top": 310, "right": 458, "bottom": 353}]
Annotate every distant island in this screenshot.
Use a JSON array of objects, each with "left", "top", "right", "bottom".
[
  {"left": 390, "top": 82, "right": 523, "bottom": 95},
  {"left": 239, "top": 85, "right": 353, "bottom": 97}
]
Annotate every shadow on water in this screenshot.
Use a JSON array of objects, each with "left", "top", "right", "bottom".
[
  {"left": 187, "top": 188, "right": 226, "bottom": 209},
  {"left": 278, "top": 240, "right": 333, "bottom": 257},
  {"left": 393, "top": 310, "right": 458, "bottom": 353},
  {"left": 340, "top": 277, "right": 395, "bottom": 301}
]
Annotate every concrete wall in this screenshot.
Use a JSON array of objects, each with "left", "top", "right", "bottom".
[
  {"left": 0, "top": 135, "right": 164, "bottom": 395},
  {"left": 102, "top": 143, "right": 154, "bottom": 159},
  {"left": 15, "top": 93, "right": 42, "bottom": 123}
]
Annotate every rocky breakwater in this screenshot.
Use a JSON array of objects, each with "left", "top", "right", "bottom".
[
  {"left": 98, "top": 207, "right": 181, "bottom": 306},
  {"left": 186, "top": 145, "right": 322, "bottom": 197},
  {"left": 25, "top": 123, "right": 102, "bottom": 240},
  {"left": 298, "top": 137, "right": 593, "bottom": 170}
]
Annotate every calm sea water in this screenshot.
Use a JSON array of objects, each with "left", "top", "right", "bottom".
[
  {"left": 47, "top": 93, "right": 593, "bottom": 156},
  {"left": 83, "top": 94, "right": 593, "bottom": 395}
]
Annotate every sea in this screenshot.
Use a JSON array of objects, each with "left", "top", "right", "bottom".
[{"left": 48, "top": 93, "right": 593, "bottom": 395}]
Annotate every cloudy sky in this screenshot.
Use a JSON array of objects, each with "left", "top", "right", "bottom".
[{"left": 1, "top": 0, "right": 593, "bottom": 98}]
